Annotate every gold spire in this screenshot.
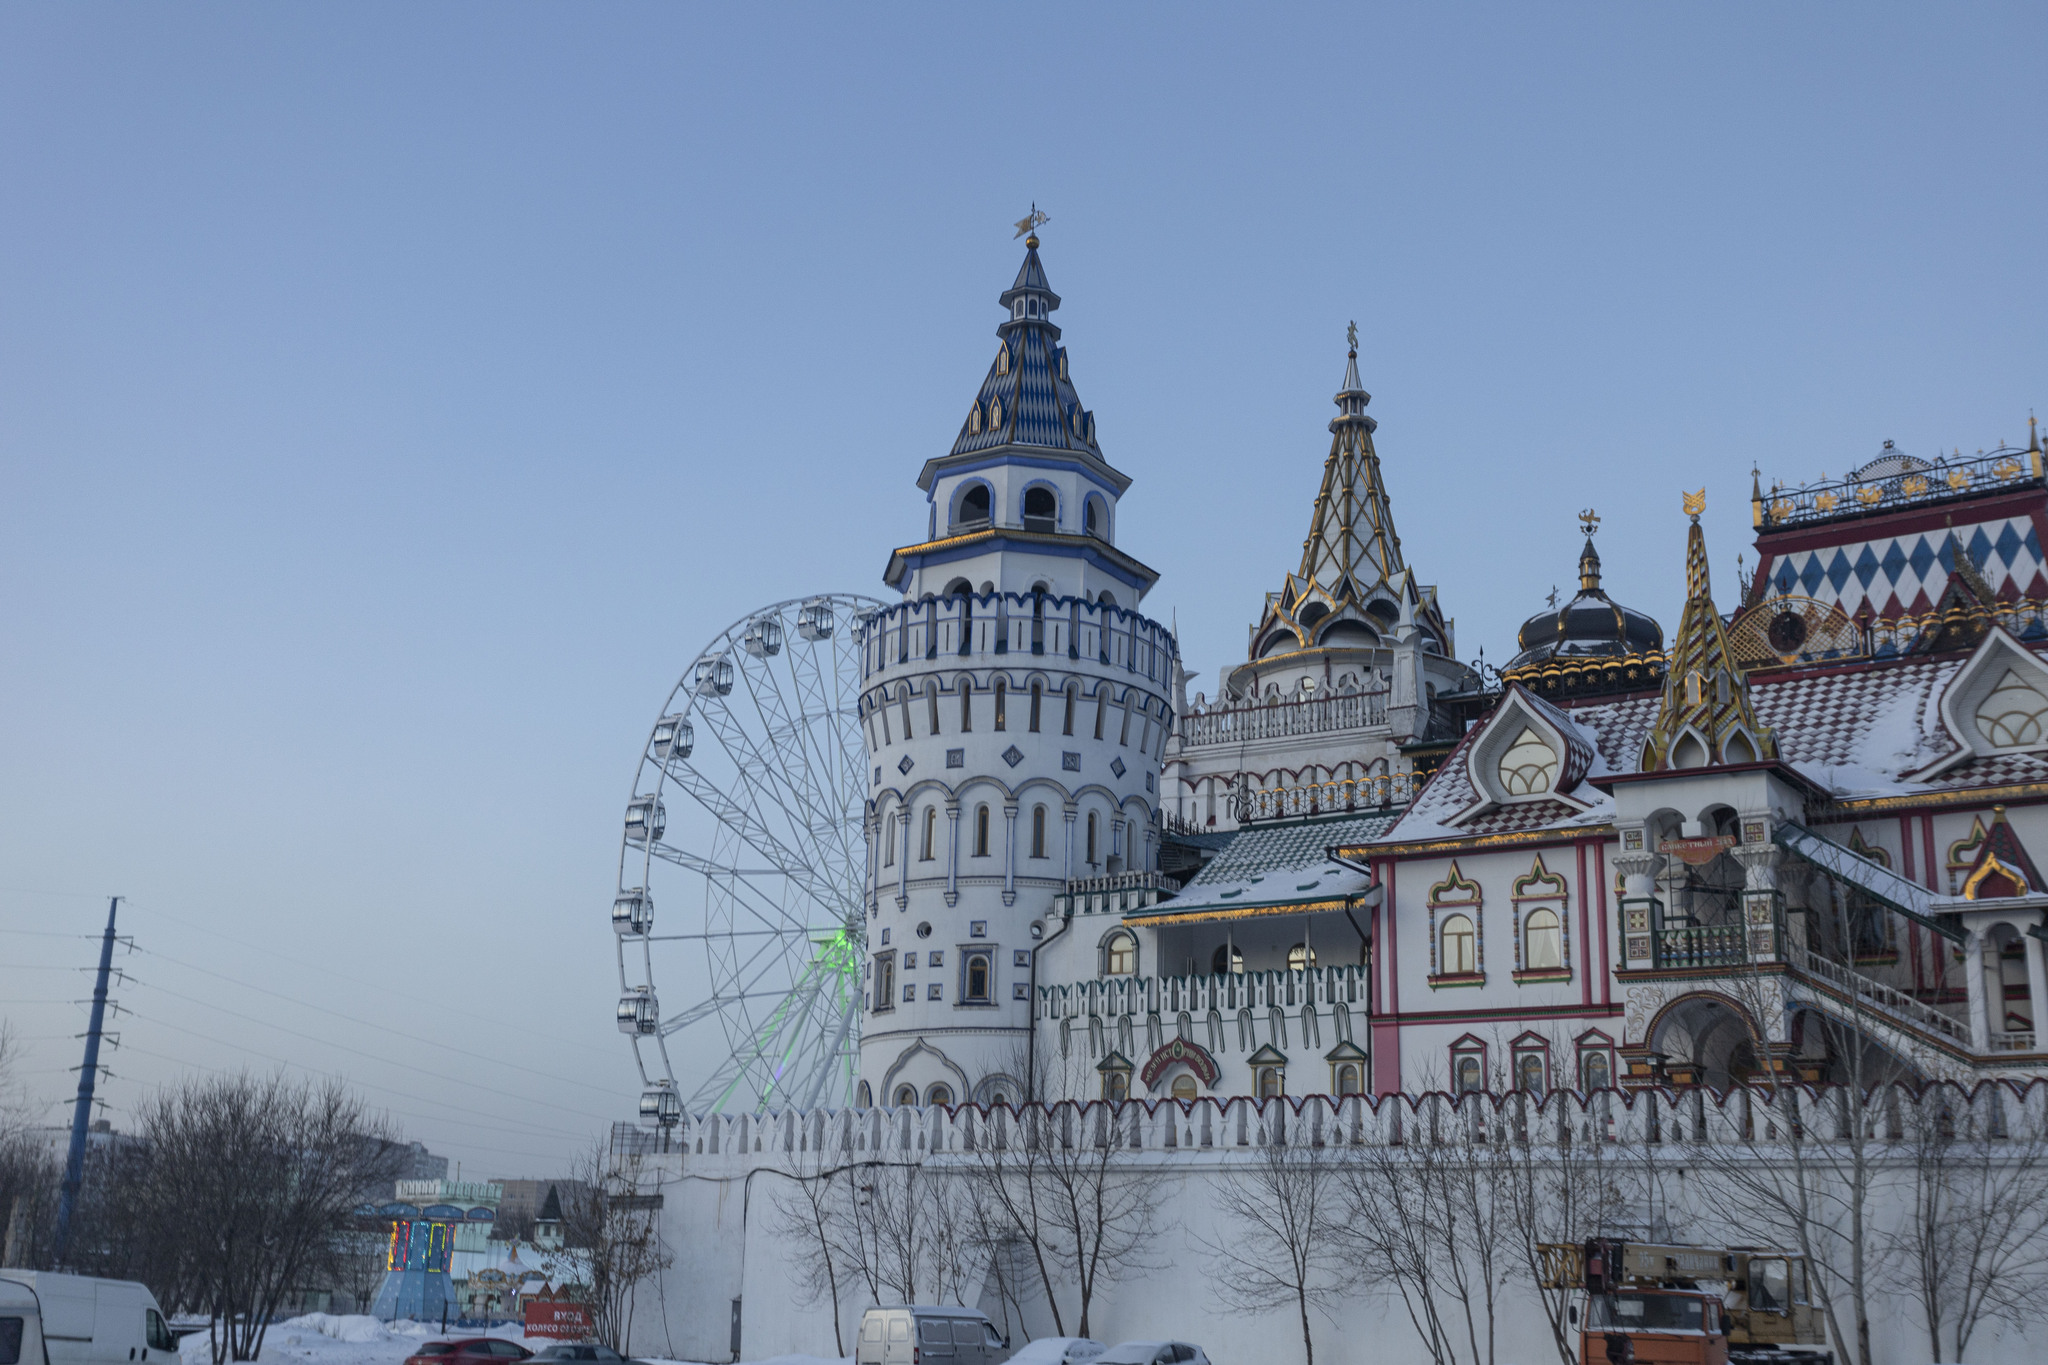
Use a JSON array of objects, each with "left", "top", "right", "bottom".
[{"left": 1641, "top": 510, "right": 1777, "bottom": 772}]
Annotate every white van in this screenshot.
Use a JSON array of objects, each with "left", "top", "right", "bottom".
[
  {"left": 0, "top": 1273, "right": 177, "bottom": 1365},
  {"left": 855, "top": 1306, "right": 1009, "bottom": 1365},
  {"left": 2, "top": 1277, "right": 51, "bottom": 1365}
]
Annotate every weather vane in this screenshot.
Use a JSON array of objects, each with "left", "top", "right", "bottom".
[
  {"left": 1346, "top": 320, "right": 1358, "bottom": 353},
  {"left": 1014, "top": 204, "right": 1050, "bottom": 240},
  {"left": 1547, "top": 586, "right": 1559, "bottom": 609},
  {"left": 1683, "top": 488, "right": 1707, "bottom": 521},
  {"left": 1578, "top": 507, "right": 1600, "bottom": 538}
]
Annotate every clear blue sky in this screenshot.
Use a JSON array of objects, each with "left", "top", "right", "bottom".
[{"left": 3, "top": 5, "right": 2042, "bottom": 1173}]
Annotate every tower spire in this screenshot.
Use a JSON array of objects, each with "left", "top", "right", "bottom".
[
  {"left": 1297, "top": 328, "right": 1401, "bottom": 592},
  {"left": 1642, "top": 493, "right": 1776, "bottom": 771}
]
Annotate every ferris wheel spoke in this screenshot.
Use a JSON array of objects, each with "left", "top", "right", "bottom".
[{"left": 621, "top": 593, "right": 880, "bottom": 1116}]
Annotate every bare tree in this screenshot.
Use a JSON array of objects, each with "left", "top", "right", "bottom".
[
  {"left": 1886, "top": 1082, "right": 2048, "bottom": 1361},
  {"left": 1491, "top": 1088, "right": 1631, "bottom": 1365},
  {"left": 1198, "top": 1107, "right": 1345, "bottom": 1365},
  {"left": 1338, "top": 1092, "right": 1512, "bottom": 1365},
  {"left": 561, "top": 1142, "right": 675, "bottom": 1355},
  {"left": 105, "top": 1074, "right": 404, "bottom": 1362},
  {"left": 0, "top": 1025, "right": 60, "bottom": 1269},
  {"left": 767, "top": 1141, "right": 861, "bottom": 1356}
]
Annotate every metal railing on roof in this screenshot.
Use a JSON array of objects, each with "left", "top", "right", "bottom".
[{"left": 1757, "top": 446, "right": 2044, "bottom": 530}]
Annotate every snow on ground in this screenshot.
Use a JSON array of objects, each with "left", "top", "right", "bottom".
[{"left": 172, "top": 1316, "right": 850, "bottom": 1365}]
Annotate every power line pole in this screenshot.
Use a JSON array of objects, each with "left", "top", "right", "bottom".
[{"left": 54, "top": 895, "right": 120, "bottom": 1266}]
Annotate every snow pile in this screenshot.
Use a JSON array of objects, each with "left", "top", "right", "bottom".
[{"left": 176, "top": 1315, "right": 545, "bottom": 1365}]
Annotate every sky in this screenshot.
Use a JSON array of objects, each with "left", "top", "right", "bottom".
[{"left": 2, "top": 5, "right": 2044, "bottom": 1175}]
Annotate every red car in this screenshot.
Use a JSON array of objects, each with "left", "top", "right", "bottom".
[{"left": 404, "top": 1341, "right": 534, "bottom": 1365}]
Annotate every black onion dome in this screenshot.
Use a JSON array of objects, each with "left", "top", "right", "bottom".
[{"left": 1507, "top": 537, "right": 1664, "bottom": 670}]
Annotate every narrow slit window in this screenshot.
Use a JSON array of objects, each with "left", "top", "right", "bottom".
[
  {"left": 1086, "top": 812, "right": 1098, "bottom": 865},
  {"left": 960, "top": 683, "right": 973, "bottom": 732},
  {"left": 974, "top": 805, "right": 990, "bottom": 857},
  {"left": 1063, "top": 685, "right": 1077, "bottom": 736},
  {"left": 920, "top": 808, "right": 937, "bottom": 861},
  {"left": 1093, "top": 687, "right": 1106, "bottom": 740},
  {"left": 1029, "top": 683, "right": 1042, "bottom": 732},
  {"left": 994, "top": 680, "right": 1007, "bottom": 731},
  {"left": 1031, "top": 805, "right": 1047, "bottom": 858}
]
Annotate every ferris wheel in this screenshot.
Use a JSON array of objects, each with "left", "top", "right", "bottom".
[{"left": 613, "top": 592, "right": 884, "bottom": 1121}]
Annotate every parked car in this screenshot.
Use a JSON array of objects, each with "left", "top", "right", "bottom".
[
  {"left": 1094, "top": 1344, "right": 1210, "bottom": 1365},
  {"left": 1005, "top": 1339, "right": 1107, "bottom": 1365},
  {"left": 403, "top": 1339, "right": 535, "bottom": 1365},
  {"left": 0, "top": 1271, "right": 178, "bottom": 1365},
  {"left": 530, "top": 1347, "right": 648, "bottom": 1365},
  {"left": 856, "top": 1306, "right": 1010, "bottom": 1365}
]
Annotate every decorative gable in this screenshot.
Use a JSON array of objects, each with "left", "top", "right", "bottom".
[
  {"left": 1456, "top": 685, "right": 1593, "bottom": 822},
  {"left": 1912, "top": 626, "right": 2048, "bottom": 780},
  {"left": 1959, "top": 806, "right": 2045, "bottom": 900}
]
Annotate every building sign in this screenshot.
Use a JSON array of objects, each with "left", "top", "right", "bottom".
[
  {"left": 1659, "top": 835, "right": 1735, "bottom": 867},
  {"left": 524, "top": 1299, "right": 594, "bottom": 1340},
  {"left": 1140, "top": 1036, "right": 1219, "bottom": 1088}
]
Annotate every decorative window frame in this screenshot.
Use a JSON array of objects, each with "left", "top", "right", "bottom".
[
  {"left": 957, "top": 946, "right": 996, "bottom": 1006},
  {"left": 1574, "top": 1028, "right": 1617, "bottom": 1094},
  {"left": 1100, "top": 927, "right": 1139, "bottom": 977},
  {"left": 1509, "top": 1031, "right": 1552, "bottom": 1096},
  {"left": 1511, "top": 854, "right": 1573, "bottom": 984},
  {"left": 1455, "top": 688, "right": 1593, "bottom": 823},
  {"left": 1946, "top": 816, "right": 1990, "bottom": 895},
  {"left": 1448, "top": 1034, "right": 1488, "bottom": 1093},
  {"left": 1428, "top": 861, "right": 1486, "bottom": 987}
]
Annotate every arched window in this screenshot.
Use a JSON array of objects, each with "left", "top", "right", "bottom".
[
  {"left": 1031, "top": 805, "right": 1047, "bottom": 859},
  {"left": 1103, "top": 1069, "right": 1129, "bottom": 1102},
  {"left": 1257, "top": 1066, "right": 1283, "bottom": 1099},
  {"left": 1084, "top": 496, "right": 1103, "bottom": 538},
  {"left": 957, "top": 483, "right": 991, "bottom": 528},
  {"left": 1029, "top": 682, "right": 1043, "bottom": 732},
  {"left": 927, "top": 681, "right": 941, "bottom": 736},
  {"left": 920, "top": 807, "right": 937, "bottom": 861},
  {"left": 1171, "top": 1074, "right": 1198, "bottom": 1102},
  {"left": 1580, "top": 1050, "right": 1611, "bottom": 1092},
  {"left": 856, "top": 1080, "right": 872, "bottom": 1107},
  {"left": 995, "top": 345, "right": 1010, "bottom": 376},
  {"left": 1287, "top": 943, "right": 1318, "bottom": 972},
  {"left": 894, "top": 1084, "right": 917, "bottom": 1107},
  {"left": 960, "top": 683, "right": 973, "bottom": 732},
  {"left": 1976, "top": 669, "right": 2048, "bottom": 747},
  {"left": 989, "top": 398, "right": 1003, "bottom": 428},
  {"left": 925, "top": 1083, "right": 953, "bottom": 1108},
  {"left": 1517, "top": 1051, "right": 1547, "bottom": 1097},
  {"left": 1023, "top": 486, "right": 1057, "bottom": 533},
  {"left": 973, "top": 805, "right": 990, "bottom": 858},
  {"left": 1063, "top": 684, "right": 1077, "bottom": 736},
  {"left": 1336, "top": 1064, "right": 1361, "bottom": 1096},
  {"left": 1498, "top": 727, "right": 1559, "bottom": 796},
  {"left": 1441, "top": 914, "right": 1476, "bottom": 974},
  {"left": 1086, "top": 812, "right": 1099, "bottom": 866},
  {"left": 968, "top": 404, "right": 983, "bottom": 435},
  {"left": 1097, "top": 590, "right": 1117, "bottom": 607},
  {"left": 1524, "top": 908, "right": 1562, "bottom": 970},
  {"left": 1093, "top": 685, "right": 1108, "bottom": 740},
  {"left": 994, "top": 679, "right": 1006, "bottom": 731},
  {"left": 883, "top": 813, "right": 896, "bottom": 867},
  {"left": 944, "top": 577, "right": 973, "bottom": 599},
  {"left": 1211, "top": 943, "right": 1244, "bottom": 976},
  {"left": 964, "top": 952, "right": 990, "bottom": 1002},
  {"left": 1454, "top": 1055, "right": 1482, "bottom": 1094},
  {"left": 1104, "top": 930, "right": 1136, "bottom": 976}
]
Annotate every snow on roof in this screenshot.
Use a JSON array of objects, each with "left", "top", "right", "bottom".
[{"left": 1132, "top": 813, "right": 1394, "bottom": 921}]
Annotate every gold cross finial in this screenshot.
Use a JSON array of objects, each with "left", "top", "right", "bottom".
[
  {"left": 1683, "top": 488, "right": 1707, "bottom": 521},
  {"left": 1013, "top": 204, "right": 1050, "bottom": 242},
  {"left": 1346, "top": 320, "right": 1358, "bottom": 354},
  {"left": 1578, "top": 507, "right": 1600, "bottom": 538}
]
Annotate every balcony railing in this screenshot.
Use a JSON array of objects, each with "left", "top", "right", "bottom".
[
  {"left": 1177, "top": 689, "right": 1387, "bottom": 748},
  {"left": 860, "top": 592, "right": 1177, "bottom": 682},
  {"left": 1039, "top": 964, "right": 1371, "bottom": 1020},
  {"left": 1757, "top": 445, "right": 2043, "bottom": 530},
  {"left": 1234, "top": 772, "right": 1416, "bottom": 823},
  {"left": 1988, "top": 1031, "right": 2039, "bottom": 1053},
  {"left": 1053, "top": 871, "right": 1181, "bottom": 918},
  {"left": 1653, "top": 924, "right": 1748, "bottom": 971}
]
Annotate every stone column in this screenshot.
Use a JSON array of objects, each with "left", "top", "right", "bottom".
[
  {"left": 1002, "top": 802, "right": 1019, "bottom": 906},
  {"left": 944, "top": 798, "right": 961, "bottom": 907},
  {"left": 1062, "top": 804, "right": 1077, "bottom": 885},
  {"left": 1965, "top": 929, "right": 1991, "bottom": 1052},
  {"left": 2024, "top": 918, "right": 2048, "bottom": 1041},
  {"left": 1611, "top": 850, "right": 1665, "bottom": 970},
  {"left": 1732, "top": 844, "right": 1783, "bottom": 963}
]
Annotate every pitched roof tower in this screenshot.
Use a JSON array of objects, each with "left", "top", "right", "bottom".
[
  {"left": 1244, "top": 335, "right": 1453, "bottom": 665},
  {"left": 1641, "top": 497, "right": 1778, "bottom": 771}
]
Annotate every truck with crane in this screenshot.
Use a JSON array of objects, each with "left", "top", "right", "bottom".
[{"left": 1537, "top": 1240, "right": 1831, "bottom": 1365}]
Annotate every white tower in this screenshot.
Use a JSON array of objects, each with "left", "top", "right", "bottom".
[{"left": 855, "top": 233, "right": 1175, "bottom": 1107}]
